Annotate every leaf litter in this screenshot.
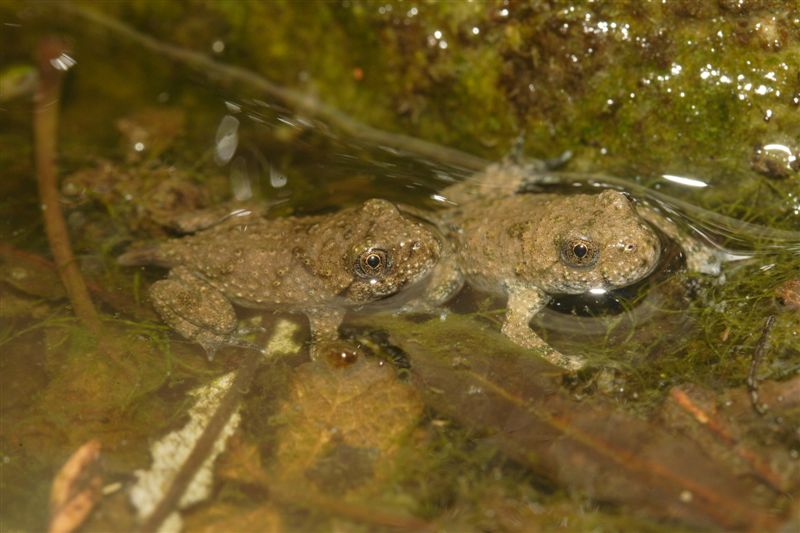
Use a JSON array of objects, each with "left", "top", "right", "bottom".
[
  {"left": 351, "top": 312, "right": 792, "bottom": 530},
  {"left": 130, "top": 372, "right": 242, "bottom": 533}
]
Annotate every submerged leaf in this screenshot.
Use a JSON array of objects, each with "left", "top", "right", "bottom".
[
  {"left": 663, "top": 381, "right": 800, "bottom": 492},
  {"left": 182, "top": 503, "right": 283, "bottom": 533},
  {"left": 0, "top": 243, "right": 66, "bottom": 301},
  {"left": 354, "top": 313, "right": 786, "bottom": 531},
  {"left": 271, "top": 355, "right": 423, "bottom": 496}
]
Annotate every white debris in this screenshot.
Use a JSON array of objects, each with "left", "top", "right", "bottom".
[
  {"left": 265, "top": 319, "right": 301, "bottom": 357},
  {"left": 130, "top": 372, "right": 241, "bottom": 533}
]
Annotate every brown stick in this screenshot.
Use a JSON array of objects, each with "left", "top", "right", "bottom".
[
  {"left": 58, "top": 3, "right": 490, "bottom": 173},
  {"left": 747, "top": 314, "right": 776, "bottom": 414},
  {"left": 137, "top": 346, "right": 262, "bottom": 533},
  {"left": 33, "top": 37, "right": 101, "bottom": 334},
  {"left": 669, "top": 387, "right": 786, "bottom": 491},
  {"left": 48, "top": 439, "right": 103, "bottom": 533}
]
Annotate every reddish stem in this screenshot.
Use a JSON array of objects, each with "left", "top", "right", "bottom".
[{"left": 33, "top": 37, "right": 101, "bottom": 335}]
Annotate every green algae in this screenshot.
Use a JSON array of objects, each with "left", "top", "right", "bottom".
[
  {"left": 82, "top": 4, "right": 799, "bottom": 162},
  {"left": 67, "top": 0, "right": 800, "bottom": 227}
]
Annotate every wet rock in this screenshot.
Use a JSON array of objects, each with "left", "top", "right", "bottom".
[{"left": 751, "top": 142, "right": 799, "bottom": 179}]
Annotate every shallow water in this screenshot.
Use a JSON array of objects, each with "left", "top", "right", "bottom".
[{"left": 2, "top": 2, "right": 800, "bottom": 531}]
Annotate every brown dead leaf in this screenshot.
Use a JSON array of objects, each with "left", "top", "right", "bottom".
[
  {"left": 352, "top": 313, "right": 786, "bottom": 531},
  {"left": 0, "top": 243, "right": 66, "bottom": 301},
  {"left": 182, "top": 503, "right": 283, "bottom": 533},
  {"left": 270, "top": 356, "right": 423, "bottom": 495},
  {"left": 0, "top": 243, "right": 153, "bottom": 320},
  {"left": 48, "top": 439, "right": 103, "bottom": 533},
  {"left": 776, "top": 279, "right": 800, "bottom": 310},
  {"left": 663, "top": 383, "right": 800, "bottom": 492},
  {"left": 726, "top": 374, "right": 800, "bottom": 417},
  {"left": 215, "top": 394, "right": 429, "bottom": 531},
  {"left": 216, "top": 434, "right": 270, "bottom": 487}
]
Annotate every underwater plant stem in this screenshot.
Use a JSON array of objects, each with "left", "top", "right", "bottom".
[
  {"left": 137, "top": 346, "right": 262, "bottom": 533},
  {"left": 34, "top": 37, "right": 102, "bottom": 335},
  {"left": 747, "top": 314, "right": 776, "bottom": 415},
  {"left": 669, "top": 386, "right": 786, "bottom": 491},
  {"left": 58, "top": 3, "right": 489, "bottom": 172}
]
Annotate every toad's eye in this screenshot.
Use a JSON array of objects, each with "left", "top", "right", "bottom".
[
  {"left": 355, "top": 249, "right": 391, "bottom": 278},
  {"left": 559, "top": 238, "right": 599, "bottom": 269}
]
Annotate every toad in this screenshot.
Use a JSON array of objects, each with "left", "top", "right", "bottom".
[
  {"left": 422, "top": 164, "right": 662, "bottom": 370},
  {"left": 119, "top": 199, "right": 441, "bottom": 357}
]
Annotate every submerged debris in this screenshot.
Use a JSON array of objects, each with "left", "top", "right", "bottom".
[
  {"left": 356, "top": 313, "right": 788, "bottom": 530},
  {"left": 3, "top": 2, "right": 800, "bottom": 531},
  {"left": 130, "top": 372, "right": 242, "bottom": 533},
  {"left": 747, "top": 315, "right": 777, "bottom": 414},
  {"left": 776, "top": 279, "right": 800, "bottom": 311},
  {"left": 48, "top": 439, "right": 103, "bottom": 533},
  {"left": 751, "top": 142, "right": 800, "bottom": 180}
]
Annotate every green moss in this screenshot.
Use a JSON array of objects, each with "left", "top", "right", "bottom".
[{"left": 77, "top": 1, "right": 799, "bottom": 224}]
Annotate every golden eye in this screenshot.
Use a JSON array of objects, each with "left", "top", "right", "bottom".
[
  {"left": 355, "top": 249, "right": 391, "bottom": 278},
  {"left": 559, "top": 238, "right": 599, "bottom": 269}
]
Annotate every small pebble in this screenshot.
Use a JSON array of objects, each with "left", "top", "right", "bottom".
[
  {"left": 775, "top": 279, "right": 800, "bottom": 311},
  {"left": 322, "top": 341, "right": 361, "bottom": 368}
]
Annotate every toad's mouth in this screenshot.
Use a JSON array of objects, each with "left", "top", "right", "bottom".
[
  {"left": 338, "top": 270, "right": 437, "bottom": 310},
  {"left": 338, "top": 276, "right": 408, "bottom": 301},
  {"left": 554, "top": 269, "right": 652, "bottom": 295}
]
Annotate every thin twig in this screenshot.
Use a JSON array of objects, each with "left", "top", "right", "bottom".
[
  {"left": 747, "top": 314, "right": 777, "bottom": 415},
  {"left": 669, "top": 387, "right": 786, "bottom": 491},
  {"left": 34, "top": 37, "right": 102, "bottom": 335},
  {"left": 137, "top": 346, "right": 263, "bottom": 533},
  {"left": 57, "top": 3, "right": 489, "bottom": 173}
]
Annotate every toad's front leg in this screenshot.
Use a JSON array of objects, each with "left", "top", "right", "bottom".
[
  {"left": 306, "top": 307, "right": 358, "bottom": 362},
  {"left": 149, "top": 266, "right": 238, "bottom": 357},
  {"left": 503, "top": 285, "right": 585, "bottom": 371}
]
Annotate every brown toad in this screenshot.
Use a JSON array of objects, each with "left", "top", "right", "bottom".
[
  {"left": 423, "top": 164, "right": 662, "bottom": 369},
  {"left": 119, "top": 199, "right": 441, "bottom": 357}
]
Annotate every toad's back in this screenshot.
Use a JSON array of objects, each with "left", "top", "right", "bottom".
[
  {"left": 118, "top": 198, "right": 443, "bottom": 356},
  {"left": 149, "top": 216, "right": 336, "bottom": 308},
  {"left": 443, "top": 194, "right": 555, "bottom": 292},
  {"left": 442, "top": 190, "right": 661, "bottom": 295},
  {"left": 120, "top": 198, "right": 444, "bottom": 311}
]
